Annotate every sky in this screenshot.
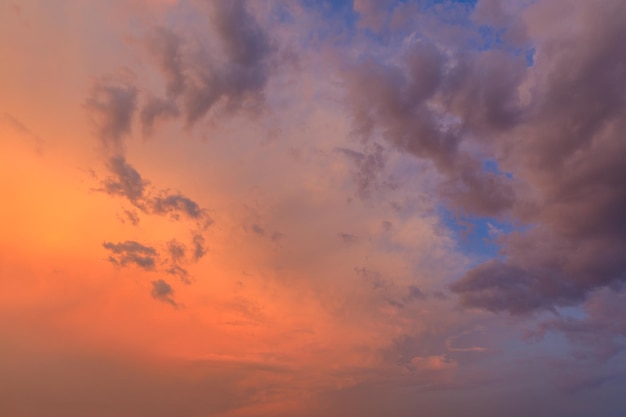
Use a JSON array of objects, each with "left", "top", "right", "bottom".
[{"left": 1, "top": 0, "right": 626, "bottom": 416}]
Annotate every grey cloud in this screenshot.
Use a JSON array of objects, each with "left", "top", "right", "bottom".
[
  {"left": 151, "top": 279, "right": 178, "bottom": 307},
  {"left": 449, "top": 0, "right": 626, "bottom": 314},
  {"left": 102, "top": 156, "right": 148, "bottom": 205},
  {"left": 152, "top": 193, "right": 210, "bottom": 225},
  {"left": 165, "top": 265, "right": 191, "bottom": 285},
  {"left": 100, "top": 157, "right": 212, "bottom": 228},
  {"left": 146, "top": 26, "right": 186, "bottom": 98},
  {"left": 166, "top": 239, "right": 186, "bottom": 263},
  {"left": 344, "top": 0, "right": 626, "bottom": 314},
  {"left": 192, "top": 233, "right": 207, "bottom": 262},
  {"left": 84, "top": 77, "right": 137, "bottom": 154},
  {"left": 103, "top": 240, "right": 157, "bottom": 271},
  {"left": 142, "top": 0, "right": 274, "bottom": 129},
  {"left": 165, "top": 240, "right": 192, "bottom": 284},
  {"left": 345, "top": 42, "right": 518, "bottom": 216},
  {"left": 210, "top": 0, "right": 271, "bottom": 68}
]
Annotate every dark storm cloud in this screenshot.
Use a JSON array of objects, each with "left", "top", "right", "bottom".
[
  {"left": 141, "top": 0, "right": 274, "bottom": 130},
  {"left": 345, "top": 0, "right": 626, "bottom": 314},
  {"left": 151, "top": 279, "right": 178, "bottom": 307},
  {"left": 165, "top": 240, "right": 192, "bottom": 284},
  {"left": 84, "top": 76, "right": 137, "bottom": 154},
  {"left": 450, "top": 0, "right": 626, "bottom": 314},
  {"left": 103, "top": 240, "right": 158, "bottom": 270}
]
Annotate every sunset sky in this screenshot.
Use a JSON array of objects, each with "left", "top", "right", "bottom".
[{"left": 2, "top": 0, "right": 626, "bottom": 416}]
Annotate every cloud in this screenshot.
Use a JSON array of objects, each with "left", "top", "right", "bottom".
[
  {"left": 150, "top": 279, "right": 177, "bottom": 307},
  {"left": 140, "top": 96, "right": 179, "bottom": 135},
  {"left": 191, "top": 233, "right": 207, "bottom": 262},
  {"left": 103, "top": 240, "right": 158, "bottom": 270},
  {"left": 84, "top": 75, "right": 137, "bottom": 154},
  {"left": 141, "top": 0, "right": 275, "bottom": 130},
  {"left": 100, "top": 156, "right": 212, "bottom": 228},
  {"left": 449, "top": 0, "right": 626, "bottom": 314},
  {"left": 102, "top": 156, "right": 148, "bottom": 205},
  {"left": 338, "top": 0, "right": 626, "bottom": 315},
  {"left": 151, "top": 193, "right": 211, "bottom": 226}
]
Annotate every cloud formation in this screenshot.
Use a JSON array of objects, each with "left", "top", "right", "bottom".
[
  {"left": 450, "top": 0, "right": 626, "bottom": 314},
  {"left": 142, "top": 0, "right": 275, "bottom": 131},
  {"left": 103, "top": 240, "right": 158, "bottom": 270}
]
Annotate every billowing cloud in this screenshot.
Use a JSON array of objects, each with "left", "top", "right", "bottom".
[{"left": 449, "top": 0, "right": 626, "bottom": 314}]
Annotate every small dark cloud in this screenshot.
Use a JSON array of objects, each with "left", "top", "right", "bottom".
[
  {"left": 450, "top": 260, "right": 552, "bottom": 315},
  {"left": 100, "top": 157, "right": 213, "bottom": 229},
  {"left": 192, "top": 233, "right": 207, "bottom": 262},
  {"left": 151, "top": 279, "right": 178, "bottom": 307},
  {"left": 103, "top": 240, "right": 157, "bottom": 271},
  {"left": 166, "top": 239, "right": 186, "bottom": 262},
  {"left": 345, "top": 0, "right": 626, "bottom": 315},
  {"left": 165, "top": 265, "right": 191, "bottom": 285},
  {"left": 151, "top": 193, "right": 212, "bottom": 228}
]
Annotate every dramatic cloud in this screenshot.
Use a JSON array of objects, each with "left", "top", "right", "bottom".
[
  {"left": 4, "top": 0, "right": 626, "bottom": 416},
  {"left": 450, "top": 0, "right": 626, "bottom": 314}
]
